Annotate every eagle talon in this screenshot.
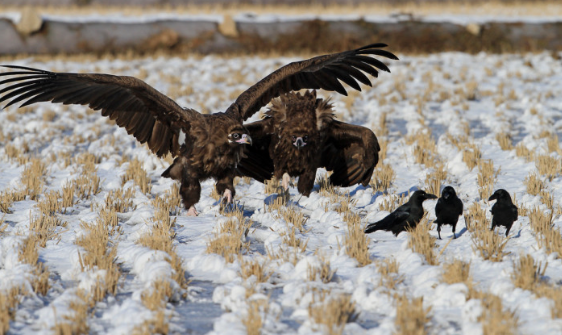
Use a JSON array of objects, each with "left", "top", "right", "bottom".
[{"left": 186, "top": 206, "right": 199, "bottom": 217}]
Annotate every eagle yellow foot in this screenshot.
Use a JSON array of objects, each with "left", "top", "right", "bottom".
[{"left": 186, "top": 206, "right": 199, "bottom": 216}]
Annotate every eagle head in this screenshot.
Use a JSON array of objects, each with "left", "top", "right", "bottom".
[
  {"left": 269, "top": 91, "right": 334, "bottom": 152},
  {"left": 227, "top": 126, "right": 252, "bottom": 147},
  {"left": 291, "top": 134, "right": 309, "bottom": 149}
]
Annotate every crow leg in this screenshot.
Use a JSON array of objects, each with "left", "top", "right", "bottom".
[
  {"left": 452, "top": 223, "right": 457, "bottom": 239},
  {"left": 297, "top": 170, "right": 316, "bottom": 196},
  {"left": 505, "top": 224, "right": 512, "bottom": 237},
  {"left": 437, "top": 224, "right": 442, "bottom": 239}
]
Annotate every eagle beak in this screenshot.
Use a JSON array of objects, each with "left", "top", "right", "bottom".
[
  {"left": 236, "top": 134, "right": 252, "bottom": 145},
  {"left": 293, "top": 137, "right": 306, "bottom": 149}
]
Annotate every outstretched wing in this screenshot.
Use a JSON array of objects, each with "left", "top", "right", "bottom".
[
  {"left": 236, "top": 117, "right": 275, "bottom": 183},
  {"left": 226, "top": 43, "right": 398, "bottom": 121},
  {"left": 321, "top": 120, "right": 380, "bottom": 187},
  {"left": 0, "top": 65, "right": 200, "bottom": 157}
]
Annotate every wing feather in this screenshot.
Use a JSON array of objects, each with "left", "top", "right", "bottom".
[
  {"left": 322, "top": 120, "right": 380, "bottom": 187},
  {"left": 226, "top": 43, "right": 397, "bottom": 121},
  {"left": 0, "top": 66, "right": 199, "bottom": 157}
]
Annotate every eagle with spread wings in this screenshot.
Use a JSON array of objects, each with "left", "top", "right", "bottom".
[{"left": 0, "top": 43, "right": 397, "bottom": 216}]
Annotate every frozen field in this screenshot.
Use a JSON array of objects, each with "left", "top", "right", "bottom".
[{"left": 1, "top": 51, "right": 562, "bottom": 334}]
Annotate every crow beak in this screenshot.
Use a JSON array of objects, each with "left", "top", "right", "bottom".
[
  {"left": 443, "top": 192, "right": 450, "bottom": 199},
  {"left": 293, "top": 137, "right": 306, "bottom": 149},
  {"left": 236, "top": 134, "right": 252, "bottom": 145},
  {"left": 425, "top": 193, "right": 438, "bottom": 200},
  {"left": 488, "top": 193, "right": 497, "bottom": 201}
]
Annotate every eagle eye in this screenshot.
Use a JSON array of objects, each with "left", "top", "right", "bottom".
[
  {"left": 292, "top": 135, "right": 296, "bottom": 141},
  {"left": 232, "top": 133, "right": 240, "bottom": 139},
  {"left": 303, "top": 136, "right": 308, "bottom": 142}
]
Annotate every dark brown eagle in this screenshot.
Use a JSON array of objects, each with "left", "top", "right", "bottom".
[
  {"left": 238, "top": 90, "right": 381, "bottom": 197},
  {"left": 0, "top": 43, "right": 397, "bottom": 216}
]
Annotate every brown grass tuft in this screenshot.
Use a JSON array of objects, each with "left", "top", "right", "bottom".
[
  {"left": 511, "top": 253, "right": 547, "bottom": 291},
  {"left": 495, "top": 132, "right": 513, "bottom": 150},
  {"left": 73, "top": 172, "right": 101, "bottom": 200},
  {"left": 464, "top": 202, "right": 487, "bottom": 232},
  {"left": 52, "top": 290, "right": 90, "bottom": 335},
  {"left": 378, "top": 194, "right": 409, "bottom": 213},
  {"left": 138, "top": 208, "right": 187, "bottom": 290},
  {"left": 105, "top": 188, "right": 136, "bottom": 213},
  {"left": 308, "top": 292, "right": 357, "bottom": 335},
  {"left": 528, "top": 207, "right": 562, "bottom": 257},
  {"left": 535, "top": 154, "right": 560, "bottom": 181},
  {"left": 0, "top": 286, "right": 26, "bottom": 334},
  {"left": 515, "top": 143, "right": 533, "bottom": 161},
  {"left": 307, "top": 251, "right": 335, "bottom": 283},
  {"left": 317, "top": 174, "right": 336, "bottom": 197},
  {"left": 60, "top": 184, "right": 75, "bottom": 210},
  {"left": 29, "top": 212, "right": 66, "bottom": 248},
  {"left": 477, "top": 292, "right": 519, "bottom": 335},
  {"left": 342, "top": 213, "right": 371, "bottom": 267},
  {"left": 206, "top": 217, "right": 250, "bottom": 264},
  {"left": 524, "top": 172, "right": 544, "bottom": 196},
  {"left": 424, "top": 165, "right": 447, "bottom": 197},
  {"left": 122, "top": 159, "right": 152, "bottom": 194},
  {"left": 75, "top": 220, "right": 121, "bottom": 302},
  {"left": 371, "top": 163, "right": 396, "bottom": 193},
  {"left": 141, "top": 279, "right": 173, "bottom": 311},
  {"left": 377, "top": 258, "right": 403, "bottom": 291},
  {"left": 442, "top": 259, "right": 471, "bottom": 285},
  {"left": 132, "top": 311, "right": 170, "bottom": 335},
  {"left": 239, "top": 257, "right": 271, "bottom": 284},
  {"left": 277, "top": 205, "right": 308, "bottom": 233},
  {"left": 546, "top": 134, "right": 561, "bottom": 154},
  {"left": 242, "top": 299, "right": 270, "bottom": 335},
  {"left": 464, "top": 202, "right": 509, "bottom": 262},
  {"left": 18, "top": 235, "right": 50, "bottom": 295},
  {"left": 20, "top": 158, "right": 47, "bottom": 200},
  {"left": 407, "top": 217, "right": 438, "bottom": 266},
  {"left": 477, "top": 160, "right": 499, "bottom": 200},
  {"left": 264, "top": 177, "right": 280, "bottom": 195},
  {"left": 38, "top": 190, "right": 63, "bottom": 215},
  {"left": 471, "top": 229, "right": 509, "bottom": 262},
  {"left": 0, "top": 189, "right": 26, "bottom": 214},
  {"left": 462, "top": 144, "right": 482, "bottom": 171},
  {"left": 394, "top": 294, "right": 431, "bottom": 335},
  {"left": 407, "top": 130, "right": 438, "bottom": 167}
]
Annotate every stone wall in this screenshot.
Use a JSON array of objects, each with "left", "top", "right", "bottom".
[{"left": 1, "top": 14, "right": 561, "bottom": 55}]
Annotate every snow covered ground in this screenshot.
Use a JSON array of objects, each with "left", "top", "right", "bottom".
[{"left": 1, "top": 51, "right": 562, "bottom": 334}]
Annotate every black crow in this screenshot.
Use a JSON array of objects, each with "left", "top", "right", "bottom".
[
  {"left": 488, "top": 189, "right": 518, "bottom": 236},
  {"left": 365, "top": 190, "right": 437, "bottom": 236},
  {"left": 434, "top": 186, "right": 464, "bottom": 239}
]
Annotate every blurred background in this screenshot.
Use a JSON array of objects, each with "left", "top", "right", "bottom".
[{"left": 1, "top": 0, "right": 561, "bottom": 56}]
